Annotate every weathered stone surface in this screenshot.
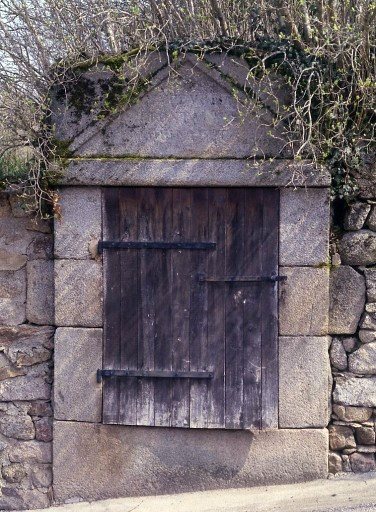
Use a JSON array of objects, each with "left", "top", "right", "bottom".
[
  {"left": 0, "top": 269, "right": 26, "bottom": 325},
  {"left": 73, "top": 60, "right": 288, "bottom": 159},
  {"left": 332, "top": 252, "right": 341, "bottom": 266},
  {"left": 342, "top": 337, "right": 357, "bottom": 352},
  {"left": 329, "top": 425, "right": 356, "bottom": 450},
  {"left": 329, "top": 266, "right": 365, "bottom": 335},
  {"left": 338, "top": 231, "right": 376, "bottom": 266},
  {"left": 351, "top": 151, "right": 376, "bottom": 199},
  {"left": 27, "top": 401, "right": 53, "bottom": 418},
  {"left": 54, "top": 328, "right": 102, "bottom": 422},
  {"left": 328, "top": 452, "right": 342, "bottom": 474},
  {"left": 342, "top": 454, "right": 352, "bottom": 472},
  {"left": 0, "top": 217, "right": 37, "bottom": 254},
  {"left": 364, "top": 269, "right": 376, "bottom": 302},
  {"left": 9, "top": 194, "right": 33, "bottom": 217},
  {"left": 344, "top": 202, "right": 371, "bottom": 231},
  {"left": 53, "top": 422, "right": 328, "bottom": 502},
  {"left": 205, "top": 53, "right": 292, "bottom": 111},
  {"left": 9, "top": 440, "right": 52, "bottom": 463},
  {"left": 329, "top": 338, "right": 348, "bottom": 370},
  {"left": 279, "top": 267, "right": 329, "bottom": 336},
  {"left": 0, "top": 488, "right": 50, "bottom": 510},
  {"left": 360, "top": 312, "right": 376, "bottom": 330},
  {"left": 357, "top": 446, "right": 376, "bottom": 453},
  {"left": 350, "top": 452, "right": 376, "bottom": 472},
  {"left": 0, "top": 250, "right": 27, "bottom": 271},
  {"left": 54, "top": 187, "right": 102, "bottom": 259},
  {"left": 61, "top": 158, "right": 331, "bottom": 187},
  {"left": 367, "top": 206, "right": 376, "bottom": 231},
  {"left": 0, "top": 366, "right": 26, "bottom": 381},
  {"left": 34, "top": 417, "right": 53, "bottom": 442},
  {"left": 279, "top": 188, "right": 329, "bottom": 266},
  {"left": 0, "top": 325, "right": 53, "bottom": 368},
  {"left": 55, "top": 260, "right": 103, "bottom": 327},
  {"left": 348, "top": 343, "right": 376, "bottom": 374},
  {"left": 51, "top": 53, "right": 170, "bottom": 142},
  {"left": 366, "top": 303, "right": 376, "bottom": 312},
  {"left": 0, "top": 412, "right": 35, "bottom": 440},
  {"left": 30, "top": 464, "right": 53, "bottom": 488},
  {"left": 27, "top": 216, "right": 52, "bottom": 234},
  {"left": 279, "top": 337, "right": 330, "bottom": 428},
  {"left": 0, "top": 375, "right": 51, "bottom": 401},
  {"left": 355, "top": 427, "right": 376, "bottom": 445},
  {"left": 332, "top": 404, "right": 373, "bottom": 423},
  {"left": 27, "top": 233, "right": 53, "bottom": 260},
  {"left": 0, "top": 193, "right": 11, "bottom": 216},
  {"left": 26, "top": 260, "right": 54, "bottom": 325},
  {"left": 334, "top": 376, "right": 376, "bottom": 407},
  {"left": 1, "top": 463, "right": 27, "bottom": 484},
  {"left": 359, "top": 330, "right": 376, "bottom": 344},
  {"left": 342, "top": 448, "right": 357, "bottom": 455}
]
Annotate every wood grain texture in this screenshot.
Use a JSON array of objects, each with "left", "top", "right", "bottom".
[{"left": 102, "top": 187, "right": 279, "bottom": 429}]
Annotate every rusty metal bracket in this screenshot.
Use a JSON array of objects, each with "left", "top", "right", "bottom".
[
  {"left": 98, "top": 241, "right": 216, "bottom": 253},
  {"left": 97, "top": 369, "right": 214, "bottom": 383}
]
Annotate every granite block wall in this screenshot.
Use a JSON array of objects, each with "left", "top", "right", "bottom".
[
  {"left": 329, "top": 200, "right": 376, "bottom": 474},
  {"left": 0, "top": 192, "right": 54, "bottom": 510}
]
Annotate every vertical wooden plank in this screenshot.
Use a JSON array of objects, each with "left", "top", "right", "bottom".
[
  {"left": 137, "top": 187, "right": 156, "bottom": 426},
  {"left": 153, "top": 188, "right": 173, "bottom": 427},
  {"left": 242, "top": 189, "right": 263, "bottom": 429},
  {"left": 102, "top": 188, "right": 121, "bottom": 424},
  {"left": 171, "top": 188, "right": 191, "bottom": 428},
  {"left": 118, "top": 188, "right": 139, "bottom": 425},
  {"left": 225, "top": 189, "right": 245, "bottom": 429},
  {"left": 261, "top": 188, "right": 279, "bottom": 429},
  {"left": 206, "top": 188, "right": 226, "bottom": 429},
  {"left": 189, "top": 188, "right": 209, "bottom": 428}
]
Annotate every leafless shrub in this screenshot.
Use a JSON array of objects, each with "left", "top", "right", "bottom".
[{"left": 0, "top": 0, "right": 375, "bottom": 213}]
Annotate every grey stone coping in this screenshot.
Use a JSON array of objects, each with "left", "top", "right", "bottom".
[{"left": 58, "top": 158, "right": 331, "bottom": 187}]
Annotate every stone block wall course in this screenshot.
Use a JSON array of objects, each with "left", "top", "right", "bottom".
[
  {"left": 0, "top": 192, "right": 54, "bottom": 510},
  {"left": 54, "top": 259, "right": 103, "bottom": 327},
  {"left": 54, "top": 187, "right": 102, "bottom": 260},
  {"left": 279, "top": 267, "right": 329, "bottom": 336},
  {"left": 279, "top": 188, "right": 330, "bottom": 266},
  {"left": 279, "top": 336, "right": 331, "bottom": 428},
  {"left": 54, "top": 327, "right": 102, "bottom": 423},
  {"left": 329, "top": 199, "right": 376, "bottom": 475}
]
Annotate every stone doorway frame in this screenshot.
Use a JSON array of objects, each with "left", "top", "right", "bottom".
[{"left": 51, "top": 54, "right": 332, "bottom": 503}]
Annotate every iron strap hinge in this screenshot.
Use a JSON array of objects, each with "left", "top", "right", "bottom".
[
  {"left": 97, "top": 369, "right": 214, "bottom": 383},
  {"left": 198, "top": 274, "right": 287, "bottom": 283},
  {"left": 98, "top": 241, "right": 216, "bottom": 253}
]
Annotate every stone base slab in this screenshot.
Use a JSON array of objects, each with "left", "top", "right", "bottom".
[{"left": 53, "top": 422, "right": 328, "bottom": 503}]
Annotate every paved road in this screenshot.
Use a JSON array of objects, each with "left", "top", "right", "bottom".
[{"left": 27, "top": 473, "right": 376, "bottom": 512}]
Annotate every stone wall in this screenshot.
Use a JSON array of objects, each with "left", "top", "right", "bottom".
[
  {"left": 329, "top": 199, "right": 376, "bottom": 474},
  {"left": 0, "top": 192, "right": 54, "bottom": 510}
]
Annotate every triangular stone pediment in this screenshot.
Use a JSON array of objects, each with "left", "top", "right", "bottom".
[{"left": 55, "top": 54, "right": 290, "bottom": 159}]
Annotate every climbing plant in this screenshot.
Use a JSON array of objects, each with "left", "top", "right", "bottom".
[{"left": 0, "top": 0, "right": 375, "bottom": 214}]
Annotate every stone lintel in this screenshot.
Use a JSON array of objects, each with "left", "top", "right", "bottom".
[
  {"left": 58, "top": 159, "right": 331, "bottom": 187},
  {"left": 53, "top": 421, "right": 328, "bottom": 503}
]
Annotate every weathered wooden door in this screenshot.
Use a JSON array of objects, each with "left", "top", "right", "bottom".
[{"left": 101, "top": 187, "right": 279, "bottom": 429}]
